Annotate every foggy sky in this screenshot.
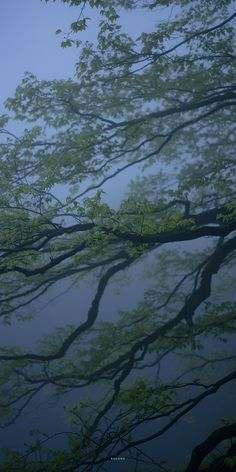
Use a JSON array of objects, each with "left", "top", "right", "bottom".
[{"left": 0, "top": 2, "right": 235, "bottom": 470}]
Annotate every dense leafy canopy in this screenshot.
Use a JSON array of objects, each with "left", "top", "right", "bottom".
[{"left": 0, "top": 0, "right": 236, "bottom": 470}]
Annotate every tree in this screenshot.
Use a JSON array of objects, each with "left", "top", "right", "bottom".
[{"left": 0, "top": 0, "right": 236, "bottom": 470}]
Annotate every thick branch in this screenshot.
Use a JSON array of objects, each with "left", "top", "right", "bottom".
[{"left": 185, "top": 422, "right": 236, "bottom": 472}]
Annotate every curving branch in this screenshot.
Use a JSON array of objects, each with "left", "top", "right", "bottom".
[{"left": 185, "top": 422, "right": 236, "bottom": 472}]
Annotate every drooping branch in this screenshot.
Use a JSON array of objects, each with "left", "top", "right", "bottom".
[
  {"left": 185, "top": 422, "right": 236, "bottom": 472},
  {"left": 0, "top": 255, "right": 135, "bottom": 361}
]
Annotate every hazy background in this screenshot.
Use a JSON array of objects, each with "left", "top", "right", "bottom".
[{"left": 0, "top": 1, "right": 235, "bottom": 470}]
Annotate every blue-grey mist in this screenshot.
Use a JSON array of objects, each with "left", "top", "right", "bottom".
[{"left": 0, "top": 2, "right": 235, "bottom": 470}]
